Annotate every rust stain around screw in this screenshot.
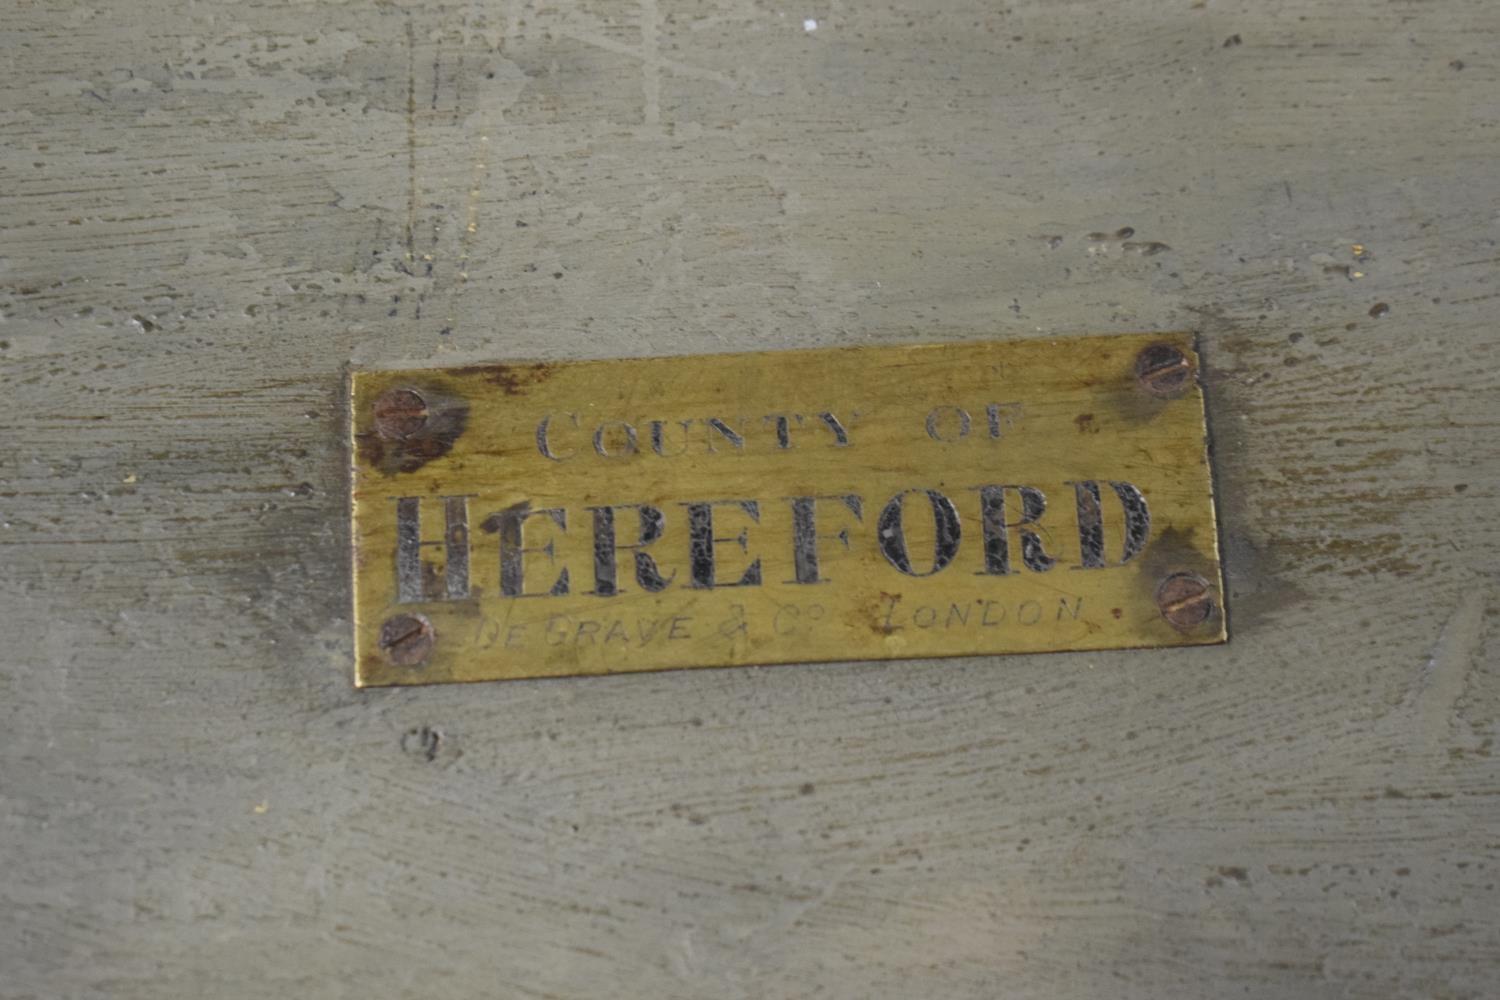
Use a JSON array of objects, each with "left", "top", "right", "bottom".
[
  {"left": 358, "top": 384, "right": 470, "bottom": 477},
  {"left": 372, "top": 388, "right": 429, "bottom": 440},
  {"left": 379, "top": 613, "right": 435, "bottom": 666},
  {"left": 1156, "top": 572, "right": 1215, "bottom": 630},
  {"left": 1134, "top": 343, "right": 1194, "bottom": 397}
]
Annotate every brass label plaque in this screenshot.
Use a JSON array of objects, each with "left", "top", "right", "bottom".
[{"left": 349, "top": 334, "right": 1224, "bottom": 687}]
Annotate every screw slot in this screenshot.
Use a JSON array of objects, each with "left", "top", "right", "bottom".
[
  {"left": 372, "top": 388, "right": 430, "bottom": 441},
  {"left": 1155, "top": 572, "right": 1215, "bottom": 630},
  {"left": 1134, "top": 343, "right": 1194, "bottom": 398},
  {"left": 379, "top": 613, "right": 436, "bottom": 666}
]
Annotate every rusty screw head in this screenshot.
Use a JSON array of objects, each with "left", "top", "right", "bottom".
[
  {"left": 379, "top": 613, "right": 435, "bottom": 666},
  {"left": 1156, "top": 572, "right": 1215, "bottom": 630},
  {"left": 372, "top": 388, "right": 429, "bottom": 440},
  {"left": 1135, "top": 343, "right": 1194, "bottom": 398}
]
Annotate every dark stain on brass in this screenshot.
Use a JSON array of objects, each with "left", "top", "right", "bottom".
[
  {"left": 356, "top": 383, "right": 470, "bottom": 475},
  {"left": 379, "top": 613, "right": 435, "bottom": 666},
  {"left": 1156, "top": 572, "right": 1215, "bottom": 630},
  {"left": 452, "top": 361, "right": 556, "bottom": 396},
  {"left": 1134, "top": 343, "right": 1194, "bottom": 397}
]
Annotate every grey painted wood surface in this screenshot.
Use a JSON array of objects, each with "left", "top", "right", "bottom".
[{"left": 3, "top": 1, "right": 1498, "bottom": 996}]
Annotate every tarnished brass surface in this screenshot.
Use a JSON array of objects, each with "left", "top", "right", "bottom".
[{"left": 349, "top": 334, "right": 1224, "bottom": 686}]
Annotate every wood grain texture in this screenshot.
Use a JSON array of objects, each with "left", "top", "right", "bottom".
[{"left": 1, "top": 0, "right": 1497, "bottom": 997}]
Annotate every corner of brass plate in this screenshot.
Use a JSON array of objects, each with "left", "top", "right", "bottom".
[{"left": 349, "top": 333, "right": 1225, "bottom": 686}]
